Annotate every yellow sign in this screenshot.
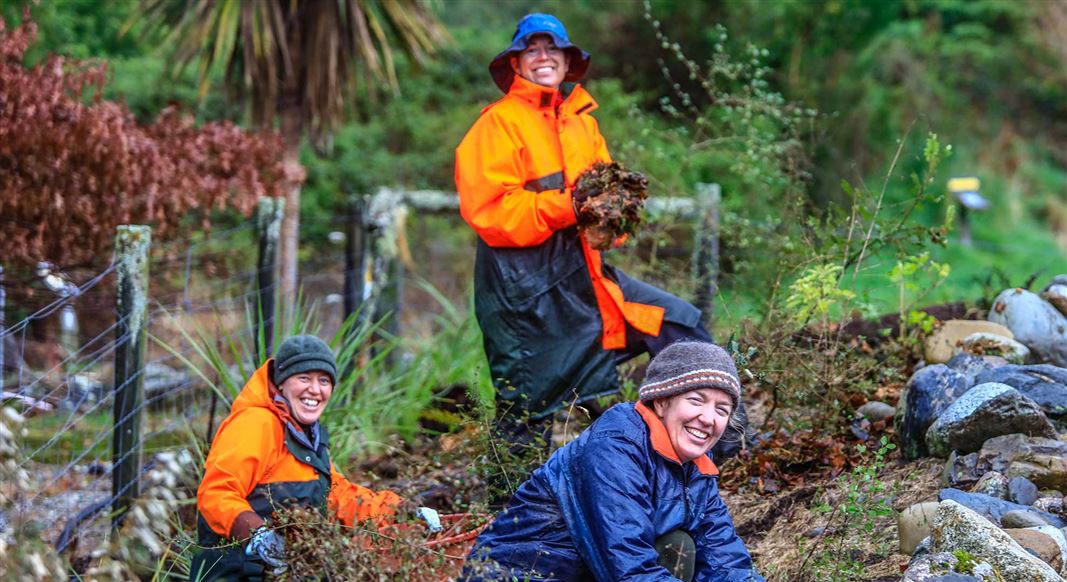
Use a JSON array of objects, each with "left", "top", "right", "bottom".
[{"left": 947, "top": 177, "right": 980, "bottom": 193}]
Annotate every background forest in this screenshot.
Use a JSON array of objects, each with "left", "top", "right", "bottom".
[
  {"left": 4, "top": 0, "right": 1065, "bottom": 317},
  {"left": 2, "top": 0, "right": 1066, "bottom": 580}
]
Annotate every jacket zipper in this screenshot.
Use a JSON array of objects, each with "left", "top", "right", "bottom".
[{"left": 682, "top": 469, "right": 691, "bottom": 523}]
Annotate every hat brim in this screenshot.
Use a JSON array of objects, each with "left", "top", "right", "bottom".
[{"left": 489, "top": 31, "right": 590, "bottom": 93}]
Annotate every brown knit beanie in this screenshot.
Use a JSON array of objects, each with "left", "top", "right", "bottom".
[{"left": 638, "top": 341, "right": 741, "bottom": 407}]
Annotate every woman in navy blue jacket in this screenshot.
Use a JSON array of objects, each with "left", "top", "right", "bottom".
[{"left": 461, "top": 341, "right": 763, "bottom": 582}]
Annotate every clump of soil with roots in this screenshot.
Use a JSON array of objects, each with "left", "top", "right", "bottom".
[{"left": 574, "top": 161, "right": 649, "bottom": 250}]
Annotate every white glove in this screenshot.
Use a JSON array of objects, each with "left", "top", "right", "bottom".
[
  {"left": 245, "top": 526, "right": 287, "bottom": 571},
  {"left": 415, "top": 506, "right": 442, "bottom": 533}
]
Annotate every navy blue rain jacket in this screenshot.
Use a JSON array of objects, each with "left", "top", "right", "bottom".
[{"left": 462, "top": 402, "right": 763, "bottom": 582}]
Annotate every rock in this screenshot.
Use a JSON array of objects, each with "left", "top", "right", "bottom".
[
  {"left": 1002, "top": 509, "right": 1055, "bottom": 529},
  {"left": 977, "top": 434, "right": 1067, "bottom": 491},
  {"left": 143, "top": 362, "right": 191, "bottom": 398},
  {"left": 939, "top": 488, "right": 1067, "bottom": 528},
  {"left": 1034, "top": 497, "right": 1064, "bottom": 515},
  {"left": 930, "top": 499, "right": 1063, "bottom": 581},
  {"left": 972, "top": 472, "right": 1009, "bottom": 499},
  {"left": 988, "top": 288, "right": 1067, "bottom": 367},
  {"left": 61, "top": 373, "right": 104, "bottom": 410},
  {"left": 900, "top": 502, "right": 942, "bottom": 555},
  {"left": 857, "top": 400, "right": 895, "bottom": 421},
  {"left": 1007, "top": 465, "right": 1067, "bottom": 495},
  {"left": 901, "top": 552, "right": 996, "bottom": 581},
  {"left": 926, "top": 320, "right": 1015, "bottom": 364},
  {"left": 896, "top": 365, "right": 973, "bottom": 459},
  {"left": 1010, "top": 476, "right": 1040, "bottom": 506},
  {"left": 925, "top": 383, "right": 1057, "bottom": 458},
  {"left": 1003, "top": 528, "right": 1063, "bottom": 572},
  {"left": 1041, "top": 284, "right": 1067, "bottom": 318},
  {"left": 946, "top": 353, "right": 1003, "bottom": 385},
  {"left": 959, "top": 333, "right": 1031, "bottom": 364},
  {"left": 944, "top": 451, "right": 981, "bottom": 488},
  {"left": 974, "top": 364, "right": 1067, "bottom": 428},
  {"left": 1031, "top": 525, "right": 1067, "bottom": 573}
]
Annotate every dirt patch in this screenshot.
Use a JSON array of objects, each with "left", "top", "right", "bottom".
[{"left": 724, "top": 456, "right": 943, "bottom": 581}]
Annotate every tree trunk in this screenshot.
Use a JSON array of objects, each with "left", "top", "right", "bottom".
[{"left": 277, "top": 104, "right": 303, "bottom": 321}]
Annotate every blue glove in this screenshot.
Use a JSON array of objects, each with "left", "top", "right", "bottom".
[
  {"left": 415, "top": 507, "right": 442, "bottom": 533},
  {"left": 245, "top": 526, "right": 287, "bottom": 571}
]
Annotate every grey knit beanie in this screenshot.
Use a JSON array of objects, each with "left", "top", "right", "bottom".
[
  {"left": 638, "top": 341, "right": 741, "bottom": 406},
  {"left": 273, "top": 335, "right": 338, "bottom": 387}
]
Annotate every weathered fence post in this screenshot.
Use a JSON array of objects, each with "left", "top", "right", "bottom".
[
  {"left": 343, "top": 194, "right": 367, "bottom": 324},
  {"left": 112, "top": 225, "right": 150, "bottom": 528},
  {"left": 692, "top": 183, "right": 721, "bottom": 327},
  {"left": 255, "top": 197, "right": 285, "bottom": 361},
  {"left": 366, "top": 190, "right": 405, "bottom": 345}
]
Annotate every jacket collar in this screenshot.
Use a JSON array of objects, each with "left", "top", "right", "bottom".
[
  {"left": 635, "top": 401, "right": 719, "bottom": 476},
  {"left": 506, "top": 75, "right": 598, "bottom": 116}
]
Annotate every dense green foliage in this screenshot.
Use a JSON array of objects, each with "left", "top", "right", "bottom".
[{"left": 5, "top": 0, "right": 1065, "bottom": 314}]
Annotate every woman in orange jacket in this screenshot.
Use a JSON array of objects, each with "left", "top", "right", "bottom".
[
  {"left": 191, "top": 335, "right": 437, "bottom": 580},
  {"left": 455, "top": 14, "right": 733, "bottom": 466}
]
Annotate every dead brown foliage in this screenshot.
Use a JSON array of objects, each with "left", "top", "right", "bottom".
[
  {"left": 574, "top": 161, "right": 648, "bottom": 250},
  {"left": 272, "top": 505, "right": 487, "bottom": 581},
  {"left": 0, "top": 12, "right": 298, "bottom": 269}
]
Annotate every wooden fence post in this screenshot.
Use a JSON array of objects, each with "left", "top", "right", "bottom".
[
  {"left": 343, "top": 194, "right": 367, "bottom": 324},
  {"left": 366, "top": 190, "right": 405, "bottom": 345},
  {"left": 255, "top": 197, "right": 284, "bottom": 361},
  {"left": 692, "top": 183, "right": 721, "bottom": 327},
  {"left": 112, "top": 224, "right": 150, "bottom": 528}
]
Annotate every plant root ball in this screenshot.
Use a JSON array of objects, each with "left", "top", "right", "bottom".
[{"left": 573, "top": 162, "right": 649, "bottom": 250}]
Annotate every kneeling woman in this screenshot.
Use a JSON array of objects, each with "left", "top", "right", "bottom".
[
  {"left": 192, "top": 335, "right": 409, "bottom": 580},
  {"left": 463, "top": 342, "right": 764, "bottom": 582}
]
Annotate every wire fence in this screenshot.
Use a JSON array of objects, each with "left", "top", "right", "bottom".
[
  {"left": 0, "top": 184, "right": 725, "bottom": 555},
  {"left": 0, "top": 218, "right": 279, "bottom": 551}
]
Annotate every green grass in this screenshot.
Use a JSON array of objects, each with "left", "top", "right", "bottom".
[{"left": 22, "top": 409, "right": 202, "bottom": 466}]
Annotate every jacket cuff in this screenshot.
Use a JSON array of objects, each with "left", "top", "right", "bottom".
[
  {"left": 230, "top": 511, "right": 265, "bottom": 541},
  {"left": 547, "top": 188, "right": 578, "bottom": 230}
]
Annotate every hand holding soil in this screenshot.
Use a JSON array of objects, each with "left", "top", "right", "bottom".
[{"left": 573, "top": 162, "right": 649, "bottom": 250}]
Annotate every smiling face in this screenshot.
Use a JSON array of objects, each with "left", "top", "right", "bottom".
[
  {"left": 651, "top": 388, "right": 734, "bottom": 463},
  {"left": 510, "top": 34, "right": 570, "bottom": 90},
  {"left": 278, "top": 370, "right": 334, "bottom": 426}
]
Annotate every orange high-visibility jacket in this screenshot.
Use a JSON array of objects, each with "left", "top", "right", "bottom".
[
  {"left": 456, "top": 76, "right": 700, "bottom": 416},
  {"left": 196, "top": 361, "right": 401, "bottom": 545},
  {"left": 457, "top": 75, "right": 665, "bottom": 348}
]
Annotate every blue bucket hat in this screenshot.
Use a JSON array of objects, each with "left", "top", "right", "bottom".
[{"left": 489, "top": 13, "right": 591, "bottom": 93}]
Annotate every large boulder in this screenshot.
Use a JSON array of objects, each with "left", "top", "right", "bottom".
[
  {"left": 978, "top": 434, "right": 1067, "bottom": 491},
  {"left": 988, "top": 288, "right": 1067, "bottom": 367},
  {"left": 939, "top": 488, "right": 1066, "bottom": 528},
  {"left": 974, "top": 364, "right": 1067, "bottom": 428},
  {"left": 896, "top": 365, "right": 973, "bottom": 459},
  {"left": 930, "top": 499, "right": 1063, "bottom": 581},
  {"left": 925, "top": 383, "right": 1057, "bottom": 458},
  {"left": 925, "top": 320, "right": 1015, "bottom": 364}
]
